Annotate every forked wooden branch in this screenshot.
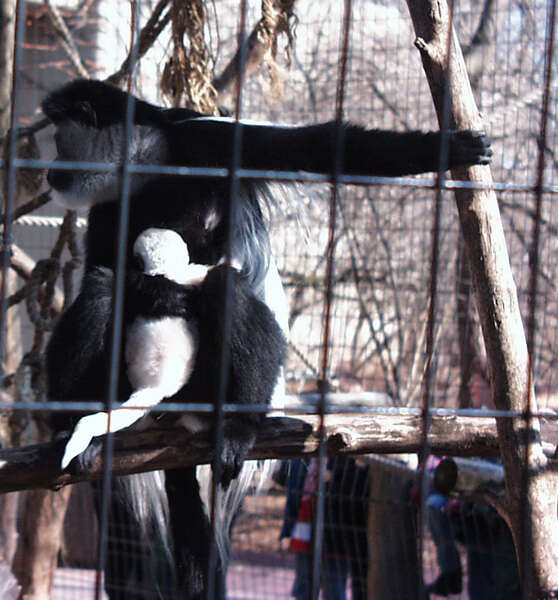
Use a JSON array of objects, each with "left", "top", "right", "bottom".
[{"left": 406, "top": 0, "right": 558, "bottom": 596}]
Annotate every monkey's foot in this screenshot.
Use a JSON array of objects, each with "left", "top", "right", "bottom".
[{"left": 61, "top": 412, "right": 108, "bottom": 469}]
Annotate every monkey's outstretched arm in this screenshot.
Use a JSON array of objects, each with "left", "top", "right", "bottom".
[
  {"left": 41, "top": 79, "right": 491, "bottom": 179},
  {"left": 175, "top": 120, "right": 492, "bottom": 177}
]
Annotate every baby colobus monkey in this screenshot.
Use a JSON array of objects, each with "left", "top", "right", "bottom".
[{"left": 61, "top": 228, "right": 209, "bottom": 470}]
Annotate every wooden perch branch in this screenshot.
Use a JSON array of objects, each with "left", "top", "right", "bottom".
[{"left": 1, "top": 413, "right": 557, "bottom": 495}]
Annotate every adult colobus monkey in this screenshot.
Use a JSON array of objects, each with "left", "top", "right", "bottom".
[{"left": 42, "top": 79, "right": 491, "bottom": 600}]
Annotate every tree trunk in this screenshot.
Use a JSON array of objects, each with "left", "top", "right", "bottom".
[
  {"left": 12, "top": 487, "right": 71, "bottom": 600},
  {"left": 455, "top": 238, "right": 483, "bottom": 409},
  {"left": 404, "top": 1, "right": 558, "bottom": 597},
  {"left": 10, "top": 414, "right": 73, "bottom": 600},
  {"left": 0, "top": 0, "right": 14, "bottom": 129},
  {"left": 456, "top": 0, "right": 501, "bottom": 411},
  {"left": 0, "top": 0, "right": 23, "bottom": 582},
  {"left": 0, "top": 270, "right": 22, "bottom": 568}
]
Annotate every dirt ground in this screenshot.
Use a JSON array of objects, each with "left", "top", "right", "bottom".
[{"left": 232, "top": 484, "right": 287, "bottom": 557}]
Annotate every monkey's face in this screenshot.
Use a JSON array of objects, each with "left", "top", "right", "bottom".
[
  {"left": 46, "top": 120, "right": 168, "bottom": 209},
  {"left": 47, "top": 121, "right": 116, "bottom": 208},
  {"left": 42, "top": 80, "right": 169, "bottom": 208}
]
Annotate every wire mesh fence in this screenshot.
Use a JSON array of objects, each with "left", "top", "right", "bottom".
[{"left": 0, "top": 0, "right": 557, "bottom": 599}]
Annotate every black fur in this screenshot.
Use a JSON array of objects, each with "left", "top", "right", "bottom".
[{"left": 41, "top": 78, "right": 491, "bottom": 599}]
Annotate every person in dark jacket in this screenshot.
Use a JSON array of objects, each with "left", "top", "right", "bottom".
[{"left": 277, "top": 457, "right": 370, "bottom": 600}]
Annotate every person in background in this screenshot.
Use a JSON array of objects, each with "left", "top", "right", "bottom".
[
  {"left": 277, "top": 456, "right": 370, "bottom": 600},
  {"left": 423, "top": 359, "right": 520, "bottom": 600},
  {"left": 424, "top": 492, "right": 520, "bottom": 600}
]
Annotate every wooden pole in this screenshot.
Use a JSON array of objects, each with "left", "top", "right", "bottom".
[{"left": 404, "top": 1, "right": 558, "bottom": 597}]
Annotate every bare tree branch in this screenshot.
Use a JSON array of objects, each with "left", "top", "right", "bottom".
[
  {"left": 212, "top": 26, "right": 266, "bottom": 98},
  {"left": 19, "top": 0, "right": 173, "bottom": 137},
  {"left": 106, "top": 0, "right": 172, "bottom": 88},
  {"left": 43, "top": 0, "right": 89, "bottom": 78},
  {"left": 0, "top": 190, "right": 51, "bottom": 224},
  {"left": 213, "top": 0, "right": 297, "bottom": 101}
]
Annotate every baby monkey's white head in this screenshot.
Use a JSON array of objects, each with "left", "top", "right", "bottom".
[{"left": 133, "top": 228, "right": 190, "bottom": 285}]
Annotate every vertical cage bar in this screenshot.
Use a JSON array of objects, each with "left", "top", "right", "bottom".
[
  {"left": 418, "top": 0, "right": 456, "bottom": 587},
  {"left": 95, "top": 3, "right": 141, "bottom": 597},
  {"left": 311, "top": 1, "right": 352, "bottom": 598},
  {"left": 526, "top": 0, "right": 556, "bottom": 374},
  {"left": 207, "top": 1, "right": 250, "bottom": 597}
]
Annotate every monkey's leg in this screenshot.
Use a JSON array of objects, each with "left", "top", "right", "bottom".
[{"left": 61, "top": 387, "right": 165, "bottom": 469}]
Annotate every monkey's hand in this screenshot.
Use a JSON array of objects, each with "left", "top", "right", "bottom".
[
  {"left": 448, "top": 130, "right": 492, "bottom": 169},
  {"left": 217, "top": 420, "right": 257, "bottom": 489},
  {"left": 60, "top": 434, "right": 104, "bottom": 476}
]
